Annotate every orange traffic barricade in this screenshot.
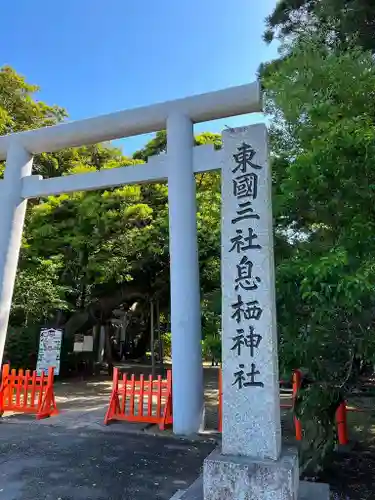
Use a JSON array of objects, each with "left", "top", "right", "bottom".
[
  {"left": 218, "top": 368, "right": 302, "bottom": 441},
  {"left": 0, "top": 364, "right": 58, "bottom": 419},
  {"left": 336, "top": 400, "right": 349, "bottom": 445},
  {"left": 218, "top": 368, "right": 223, "bottom": 432},
  {"left": 291, "top": 372, "right": 350, "bottom": 445},
  {"left": 104, "top": 368, "right": 173, "bottom": 430},
  {"left": 292, "top": 369, "right": 303, "bottom": 441},
  {"left": 217, "top": 368, "right": 351, "bottom": 444}
]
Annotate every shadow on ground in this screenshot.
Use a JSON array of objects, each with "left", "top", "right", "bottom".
[{"left": 0, "top": 424, "right": 216, "bottom": 500}]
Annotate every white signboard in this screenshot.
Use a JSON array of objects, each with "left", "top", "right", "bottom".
[
  {"left": 36, "top": 328, "right": 63, "bottom": 375},
  {"left": 83, "top": 335, "right": 94, "bottom": 352},
  {"left": 73, "top": 334, "right": 93, "bottom": 352}
]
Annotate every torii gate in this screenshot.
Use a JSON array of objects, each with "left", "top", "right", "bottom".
[{"left": 0, "top": 82, "right": 261, "bottom": 435}]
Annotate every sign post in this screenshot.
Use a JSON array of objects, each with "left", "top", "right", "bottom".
[{"left": 36, "top": 328, "right": 63, "bottom": 376}]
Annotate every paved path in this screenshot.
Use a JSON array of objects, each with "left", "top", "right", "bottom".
[{"left": 0, "top": 421, "right": 215, "bottom": 500}]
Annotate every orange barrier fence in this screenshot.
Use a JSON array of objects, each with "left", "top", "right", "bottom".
[
  {"left": 0, "top": 364, "right": 58, "bottom": 419},
  {"left": 217, "top": 369, "right": 299, "bottom": 437},
  {"left": 218, "top": 369, "right": 222, "bottom": 432},
  {"left": 336, "top": 401, "right": 349, "bottom": 445},
  {"left": 290, "top": 369, "right": 349, "bottom": 445},
  {"left": 293, "top": 369, "right": 303, "bottom": 441},
  {"left": 217, "top": 368, "right": 350, "bottom": 444},
  {"left": 104, "top": 368, "right": 173, "bottom": 430}
]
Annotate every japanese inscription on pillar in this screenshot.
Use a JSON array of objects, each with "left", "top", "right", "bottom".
[{"left": 221, "top": 124, "right": 281, "bottom": 460}]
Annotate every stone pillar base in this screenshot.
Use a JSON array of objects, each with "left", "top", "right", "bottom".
[
  {"left": 203, "top": 446, "right": 299, "bottom": 500},
  {"left": 168, "top": 446, "right": 329, "bottom": 500},
  {"left": 170, "top": 477, "right": 329, "bottom": 500}
]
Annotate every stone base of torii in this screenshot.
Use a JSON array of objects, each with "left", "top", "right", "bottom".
[
  {"left": 171, "top": 475, "right": 329, "bottom": 500},
  {"left": 170, "top": 449, "right": 329, "bottom": 500},
  {"left": 170, "top": 124, "right": 329, "bottom": 500}
]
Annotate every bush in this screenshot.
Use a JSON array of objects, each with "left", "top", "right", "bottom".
[
  {"left": 161, "top": 332, "right": 171, "bottom": 358},
  {"left": 3, "top": 325, "right": 40, "bottom": 369},
  {"left": 203, "top": 334, "right": 221, "bottom": 364}
]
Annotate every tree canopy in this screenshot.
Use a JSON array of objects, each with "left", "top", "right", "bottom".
[
  {"left": 0, "top": 65, "right": 222, "bottom": 368},
  {"left": 264, "top": 0, "right": 375, "bottom": 52},
  {"left": 261, "top": 0, "right": 375, "bottom": 470}
]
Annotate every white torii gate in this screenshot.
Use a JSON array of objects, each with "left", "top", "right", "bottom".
[{"left": 0, "top": 82, "right": 261, "bottom": 435}]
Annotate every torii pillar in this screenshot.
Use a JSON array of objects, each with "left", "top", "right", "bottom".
[{"left": 167, "top": 113, "right": 204, "bottom": 435}]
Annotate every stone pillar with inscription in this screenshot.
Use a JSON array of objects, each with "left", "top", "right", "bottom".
[
  {"left": 201, "top": 124, "right": 328, "bottom": 500},
  {"left": 169, "top": 124, "right": 329, "bottom": 500},
  {"left": 220, "top": 124, "right": 281, "bottom": 461}
]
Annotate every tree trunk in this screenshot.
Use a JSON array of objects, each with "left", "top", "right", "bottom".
[
  {"left": 156, "top": 300, "right": 164, "bottom": 375},
  {"left": 104, "top": 323, "right": 114, "bottom": 376}
]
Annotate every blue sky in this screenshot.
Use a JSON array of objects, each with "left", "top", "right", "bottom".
[{"left": 2, "top": 0, "right": 279, "bottom": 155}]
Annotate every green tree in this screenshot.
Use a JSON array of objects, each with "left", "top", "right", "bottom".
[
  {"left": 0, "top": 65, "right": 224, "bottom": 372},
  {"left": 22, "top": 130, "right": 223, "bottom": 359},
  {"left": 264, "top": 0, "right": 375, "bottom": 52},
  {"left": 0, "top": 66, "right": 66, "bottom": 135},
  {"left": 133, "top": 128, "right": 223, "bottom": 337},
  {"left": 262, "top": 33, "right": 375, "bottom": 471},
  {"left": 34, "top": 143, "right": 126, "bottom": 178}
]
